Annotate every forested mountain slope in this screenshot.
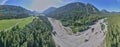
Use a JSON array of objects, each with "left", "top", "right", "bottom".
[
  {"left": 43, "top": 7, "right": 56, "bottom": 14},
  {"left": 0, "top": 5, "right": 32, "bottom": 19},
  {"left": 45, "top": 2, "right": 105, "bottom": 33},
  {"left": 46, "top": 2, "right": 99, "bottom": 17}
]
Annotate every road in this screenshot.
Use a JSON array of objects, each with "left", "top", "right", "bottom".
[{"left": 48, "top": 17, "right": 107, "bottom": 47}]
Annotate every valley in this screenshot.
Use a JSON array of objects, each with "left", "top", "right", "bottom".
[{"left": 0, "top": 1, "right": 120, "bottom": 47}]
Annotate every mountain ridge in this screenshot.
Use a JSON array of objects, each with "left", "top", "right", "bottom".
[
  {"left": 43, "top": 7, "right": 56, "bottom": 14},
  {"left": 0, "top": 5, "right": 34, "bottom": 19},
  {"left": 45, "top": 2, "right": 100, "bottom": 17}
]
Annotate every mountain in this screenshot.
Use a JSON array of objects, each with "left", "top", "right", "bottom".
[
  {"left": 43, "top": 7, "right": 56, "bottom": 14},
  {"left": 110, "top": 11, "right": 120, "bottom": 14},
  {"left": 45, "top": 2, "right": 99, "bottom": 17},
  {"left": 0, "top": 5, "right": 32, "bottom": 19},
  {"left": 86, "top": 3, "right": 99, "bottom": 13},
  {"left": 0, "top": 5, "right": 31, "bottom": 14},
  {"left": 101, "top": 9, "right": 109, "bottom": 13},
  {"left": 45, "top": 2, "right": 104, "bottom": 32},
  {"left": 31, "top": 11, "right": 41, "bottom": 15}
]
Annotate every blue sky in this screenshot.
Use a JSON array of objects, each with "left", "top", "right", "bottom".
[{"left": 0, "top": 0, "right": 120, "bottom": 12}]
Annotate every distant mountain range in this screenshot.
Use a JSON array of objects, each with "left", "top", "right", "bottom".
[
  {"left": 44, "top": 2, "right": 120, "bottom": 17},
  {"left": 101, "top": 9, "right": 109, "bottom": 13},
  {"left": 101, "top": 9, "right": 120, "bottom": 14},
  {"left": 43, "top": 7, "right": 56, "bottom": 14},
  {"left": 0, "top": 2, "right": 119, "bottom": 20}
]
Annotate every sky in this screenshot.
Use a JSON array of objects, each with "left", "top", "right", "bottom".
[{"left": 0, "top": 0, "right": 120, "bottom": 12}]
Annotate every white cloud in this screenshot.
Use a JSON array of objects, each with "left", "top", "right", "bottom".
[
  {"left": 1, "top": 0, "right": 8, "bottom": 5},
  {"left": 31, "top": 0, "right": 62, "bottom": 12}
]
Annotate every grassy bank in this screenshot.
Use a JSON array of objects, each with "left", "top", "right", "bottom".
[
  {"left": 106, "top": 15, "right": 120, "bottom": 47},
  {"left": 0, "top": 16, "right": 35, "bottom": 30}
]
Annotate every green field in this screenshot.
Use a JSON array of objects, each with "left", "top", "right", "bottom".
[
  {"left": 106, "top": 15, "right": 120, "bottom": 47},
  {"left": 0, "top": 16, "right": 35, "bottom": 30}
]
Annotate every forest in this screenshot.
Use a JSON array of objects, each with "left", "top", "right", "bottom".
[{"left": 0, "top": 16, "right": 55, "bottom": 47}]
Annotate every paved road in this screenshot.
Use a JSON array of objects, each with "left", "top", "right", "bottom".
[{"left": 48, "top": 17, "right": 107, "bottom": 47}]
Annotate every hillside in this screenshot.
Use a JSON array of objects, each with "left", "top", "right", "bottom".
[
  {"left": 43, "top": 7, "right": 56, "bottom": 14},
  {"left": 101, "top": 9, "right": 109, "bottom": 13},
  {"left": 45, "top": 2, "right": 105, "bottom": 33},
  {"left": 0, "top": 5, "right": 33, "bottom": 19},
  {"left": 0, "top": 5, "right": 31, "bottom": 13},
  {"left": 46, "top": 2, "right": 99, "bottom": 17}
]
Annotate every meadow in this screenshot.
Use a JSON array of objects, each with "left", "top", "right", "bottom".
[
  {"left": 106, "top": 15, "right": 120, "bottom": 47},
  {"left": 0, "top": 16, "right": 35, "bottom": 30}
]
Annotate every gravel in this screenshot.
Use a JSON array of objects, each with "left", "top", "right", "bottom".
[{"left": 48, "top": 17, "right": 107, "bottom": 47}]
